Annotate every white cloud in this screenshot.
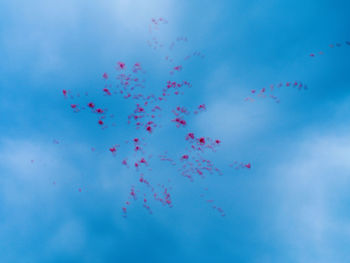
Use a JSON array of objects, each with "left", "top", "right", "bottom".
[
  {"left": 195, "top": 64, "right": 276, "bottom": 143},
  {"left": 195, "top": 100, "right": 273, "bottom": 143},
  {"left": 0, "top": 0, "right": 81, "bottom": 78},
  {"left": 113, "top": 0, "right": 177, "bottom": 34},
  {"left": 272, "top": 131, "right": 350, "bottom": 262}
]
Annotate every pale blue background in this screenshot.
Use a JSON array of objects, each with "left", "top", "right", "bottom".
[{"left": 1, "top": 0, "right": 350, "bottom": 262}]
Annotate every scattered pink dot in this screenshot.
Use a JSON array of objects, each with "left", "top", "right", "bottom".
[{"left": 117, "top": 61, "right": 126, "bottom": 70}]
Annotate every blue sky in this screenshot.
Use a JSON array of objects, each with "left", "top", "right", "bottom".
[{"left": 1, "top": 0, "right": 350, "bottom": 262}]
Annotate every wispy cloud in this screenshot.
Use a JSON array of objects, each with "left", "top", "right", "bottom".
[{"left": 272, "top": 130, "right": 350, "bottom": 262}]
